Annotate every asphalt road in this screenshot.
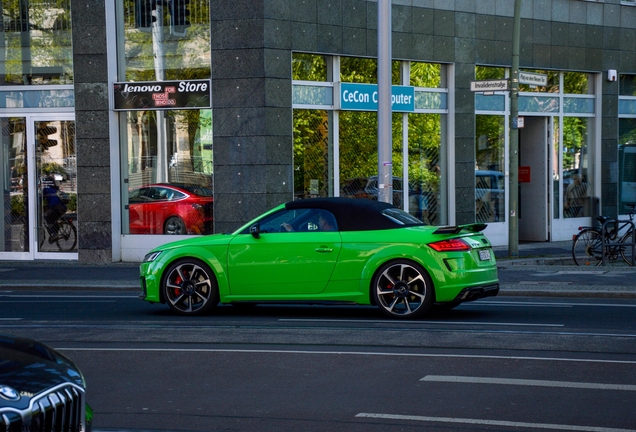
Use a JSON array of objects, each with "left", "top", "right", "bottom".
[{"left": 1, "top": 291, "right": 635, "bottom": 432}]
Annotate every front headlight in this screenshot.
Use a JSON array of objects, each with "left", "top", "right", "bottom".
[{"left": 143, "top": 251, "right": 163, "bottom": 262}]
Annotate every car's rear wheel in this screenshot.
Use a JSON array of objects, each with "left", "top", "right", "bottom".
[
  {"left": 372, "top": 260, "right": 432, "bottom": 319},
  {"left": 165, "top": 216, "right": 187, "bottom": 235},
  {"left": 162, "top": 259, "right": 219, "bottom": 315}
]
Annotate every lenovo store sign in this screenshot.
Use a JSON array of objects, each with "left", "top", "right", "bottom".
[{"left": 113, "top": 80, "right": 211, "bottom": 110}]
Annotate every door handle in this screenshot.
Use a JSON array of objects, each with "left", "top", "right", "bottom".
[{"left": 315, "top": 246, "right": 333, "bottom": 253}]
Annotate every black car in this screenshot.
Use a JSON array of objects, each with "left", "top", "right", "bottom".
[{"left": 0, "top": 334, "right": 92, "bottom": 431}]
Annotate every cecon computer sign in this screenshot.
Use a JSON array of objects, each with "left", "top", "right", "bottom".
[{"left": 339, "top": 83, "right": 415, "bottom": 112}]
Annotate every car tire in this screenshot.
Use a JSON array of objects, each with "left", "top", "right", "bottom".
[
  {"left": 162, "top": 258, "right": 219, "bottom": 316},
  {"left": 164, "top": 216, "right": 187, "bottom": 235},
  {"left": 372, "top": 259, "right": 433, "bottom": 319}
]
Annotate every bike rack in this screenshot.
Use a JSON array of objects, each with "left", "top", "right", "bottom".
[{"left": 600, "top": 219, "right": 636, "bottom": 266}]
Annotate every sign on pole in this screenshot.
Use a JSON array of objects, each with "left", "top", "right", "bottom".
[
  {"left": 519, "top": 72, "right": 548, "bottom": 87},
  {"left": 470, "top": 79, "right": 509, "bottom": 92}
]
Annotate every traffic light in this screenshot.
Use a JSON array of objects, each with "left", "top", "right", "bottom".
[
  {"left": 135, "top": 0, "right": 155, "bottom": 31},
  {"left": 169, "top": 0, "right": 190, "bottom": 37},
  {"left": 37, "top": 124, "right": 58, "bottom": 150}
]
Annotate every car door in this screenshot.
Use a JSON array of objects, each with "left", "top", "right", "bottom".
[{"left": 226, "top": 208, "right": 341, "bottom": 297}]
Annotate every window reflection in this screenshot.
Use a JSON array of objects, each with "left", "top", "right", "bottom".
[
  {"left": 124, "top": 109, "right": 213, "bottom": 235},
  {"left": 1, "top": 0, "right": 73, "bottom": 85}
]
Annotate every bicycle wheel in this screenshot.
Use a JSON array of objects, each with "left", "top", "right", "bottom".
[
  {"left": 572, "top": 229, "right": 603, "bottom": 266},
  {"left": 55, "top": 220, "right": 77, "bottom": 251},
  {"left": 619, "top": 229, "right": 635, "bottom": 266}
]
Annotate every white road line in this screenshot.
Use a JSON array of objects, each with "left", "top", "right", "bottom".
[
  {"left": 355, "top": 413, "right": 636, "bottom": 432},
  {"left": 0, "top": 295, "right": 134, "bottom": 298},
  {"left": 0, "top": 318, "right": 22, "bottom": 321},
  {"left": 420, "top": 375, "right": 636, "bottom": 391},
  {"left": 278, "top": 319, "right": 564, "bottom": 327},
  {"left": 472, "top": 301, "right": 636, "bottom": 308},
  {"left": 0, "top": 300, "right": 117, "bottom": 303},
  {"left": 54, "top": 347, "right": 636, "bottom": 365}
]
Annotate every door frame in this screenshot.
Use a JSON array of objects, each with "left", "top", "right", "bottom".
[{"left": 0, "top": 113, "right": 77, "bottom": 261}]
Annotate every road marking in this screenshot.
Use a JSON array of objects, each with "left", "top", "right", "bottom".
[
  {"left": 0, "top": 295, "right": 134, "bottom": 298},
  {"left": 472, "top": 301, "right": 636, "bottom": 308},
  {"left": 54, "top": 347, "right": 636, "bottom": 365},
  {"left": 278, "top": 318, "right": 564, "bottom": 327},
  {"left": 0, "top": 318, "right": 22, "bottom": 321},
  {"left": 420, "top": 375, "right": 636, "bottom": 391},
  {"left": 0, "top": 300, "right": 117, "bottom": 303},
  {"left": 355, "top": 413, "right": 636, "bottom": 432},
  {"left": 517, "top": 281, "right": 572, "bottom": 285}
]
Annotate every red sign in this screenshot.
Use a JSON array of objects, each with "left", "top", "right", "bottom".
[{"left": 519, "top": 166, "right": 531, "bottom": 183}]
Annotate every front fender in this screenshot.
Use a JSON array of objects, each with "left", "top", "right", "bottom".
[{"left": 142, "top": 245, "right": 229, "bottom": 303}]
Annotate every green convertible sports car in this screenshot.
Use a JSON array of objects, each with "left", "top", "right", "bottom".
[{"left": 139, "top": 197, "right": 499, "bottom": 319}]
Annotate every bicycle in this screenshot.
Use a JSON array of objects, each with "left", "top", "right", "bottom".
[
  {"left": 20, "top": 213, "right": 78, "bottom": 252},
  {"left": 571, "top": 203, "right": 636, "bottom": 266}
]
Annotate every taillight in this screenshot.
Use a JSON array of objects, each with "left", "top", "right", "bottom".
[{"left": 428, "top": 238, "right": 471, "bottom": 252}]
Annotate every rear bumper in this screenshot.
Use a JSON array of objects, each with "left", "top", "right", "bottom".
[{"left": 452, "top": 283, "right": 499, "bottom": 303}]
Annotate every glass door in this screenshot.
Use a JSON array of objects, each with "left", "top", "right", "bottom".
[
  {"left": 0, "top": 115, "right": 77, "bottom": 259},
  {"left": 0, "top": 118, "right": 28, "bottom": 257}
]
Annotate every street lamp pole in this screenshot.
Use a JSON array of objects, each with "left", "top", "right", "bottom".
[
  {"left": 509, "top": 0, "right": 522, "bottom": 257},
  {"left": 377, "top": 0, "right": 392, "bottom": 204}
]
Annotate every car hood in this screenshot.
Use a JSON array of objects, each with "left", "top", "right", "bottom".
[{"left": 0, "top": 335, "right": 84, "bottom": 410}]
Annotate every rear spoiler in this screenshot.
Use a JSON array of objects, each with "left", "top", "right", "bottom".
[{"left": 433, "top": 223, "right": 488, "bottom": 235}]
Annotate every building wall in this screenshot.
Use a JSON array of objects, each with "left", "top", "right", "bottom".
[
  {"left": 71, "top": 0, "right": 111, "bottom": 263},
  {"left": 67, "top": 0, "right": 636, "bottom": 261}
]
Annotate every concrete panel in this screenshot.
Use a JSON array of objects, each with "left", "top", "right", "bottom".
[
  {"left": 455, "top": 37, "right": 475, "bottom": 64},
  {"left": 71, "top": 1, "right": 106, "bottom": 29},
  {"left": 434, "top": 10, "right": 455, "bottom": 37},
  {"left": 77, "top": 194, "right": 112, "bottom": 222},
  {"left": 76, "top": 138, "right": 111, "bottom": 167},
  {"left": 291, "top": 22, "right": 318, "bottom": 52},
  {"left": 265, "top": 78, "right": 292, "bottom": 108},
  {"left": 77, "top": 167, "right": 111, "bottom": 195},
  {"left": 587, "top": 2, "right": 603, "bottom": 26},
  {"left": 550, "top": 45, "right": 569, "bottom": 70},
  {"left": 211, "top": 49, "right": 265, "bottom": 80},
  {"left": 433, "top": 36, "right": 454, "bottom": 62},
  {"left": 568, "top": 47, "right": 586, "bottom": 71},
  {"left": 475, "top": 15, "right": 496, "bottom": 42},
  {"left": 211, "top": 0, "right": 264, "bottom": 20},
  {"left": 342, "top": 0, "right": 368, "bottom": 29},
  {"left": 264, "top": 0, "right": 291, "bottom": 20},
  {"left": 211, "top": 20, "right": 264, "bottom": 50},
  {"left": 72, "top": 55, "right": 108, "bottom": 84},
  {"left": 317, "top": 0, "right": 342, "bottom": 26},
  {"left": 342, "top": 27, "right": 368, "bottom": 55},
  {"left": 77, "top": 221, "right": 112, "bottom": 249},
  {"left": 494, "top": 16, "right": 513, "bottom": 42},
  {"left": 290, "top": 0, "right": 317, "bottom": 23},
  {"left": 394, "top": 5, "right": 413, "bottom": 33},
  {"left": 603, "top": 27, "right": 621, "bottom": 51},
  {"left": 75, "top": 111, "right": 110, "bottom": 140},
  {"left": 551, "top": 0, "right": 569, "bottom": 23},
  {"left": 603, "top": 3, "right": 621, "bottom": 28},
  {"left": 316, "top": 24, "right": 343, "bottom": 53},
  {"left": 393, "top": 32, "right": 414, "bottom": 60},
  {"left": 74, "top": 83, "right": 109, "bottom": 112},
  {"left": 71, "top": 25, "right": 107, "bottom": 55},
  {"left": 533, "top": 0, "right": 552, "bottom": 22},
  {"left": 412, "top": 7, "right": 435, "bottom": 35},
  {"left": 265, "top": 49, "right": 293, "bottom": 79},
  {"left": 455, "top": 12, "right": 475, "bottom": 39}
]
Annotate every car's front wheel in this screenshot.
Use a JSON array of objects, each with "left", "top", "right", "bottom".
[
  {"left": 372, "top": 260, "right": 433, "bottom": 319},
  {"left": 162, "top": 259, "right": 219, "bottom": 315}
]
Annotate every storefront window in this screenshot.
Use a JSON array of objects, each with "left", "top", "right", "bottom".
[
  {"left": 562, "top": 117, "right": 591, "bottom": 218},
  {"left": 0, "top": 0, "right": 73, "bottom": 85},
  {"left": 475, "top": 115, "right": 505, "bottom": 223},
  {"left": 293, "top": 109, "right": 332, "bottom": 199},
  {"left": 118, "top": 0, "right": 212, "bottom": 236},
  {"left": 618, "top": 119, "right": 636, "bottom": 214},
  {"left": 292, "top": 53, "right": 327, "bottom": 82},
  {"left": 123, "top": 109, "right": 213, "bottom": 235},
  {"left": 408, "top": 113, "right": 445, "bottom": 225},
  {"left": 121, "top": 0, "right": 210, "bottom": 81}
]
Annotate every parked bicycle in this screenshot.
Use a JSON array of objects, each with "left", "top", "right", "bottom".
[
  {"left": 20, "top": 213, "right": 78, "bottom": 252},
  {"left": 571, "top": 203, "right": 636, "bottom": 266}
]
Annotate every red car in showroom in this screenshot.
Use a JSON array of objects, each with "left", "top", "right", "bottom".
[{"left": 128, "top": 183, "right": 213, "bottom": 235}]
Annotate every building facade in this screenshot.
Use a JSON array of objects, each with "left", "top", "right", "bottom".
[{"left": 2, "top": 0, "right": 636, "bottom": 262}]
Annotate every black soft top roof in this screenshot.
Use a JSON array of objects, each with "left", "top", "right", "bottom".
[{"left": 285, "top": 197, "right": 406, "bottom": 231}]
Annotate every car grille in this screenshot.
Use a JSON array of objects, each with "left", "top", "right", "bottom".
[{"left": 0, "top": 383, "right": 85, "bottom": 432}]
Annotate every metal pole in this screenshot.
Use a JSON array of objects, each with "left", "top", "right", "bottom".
[
  {"left": 377, "top": 0, "right": 392, "bottom": 204},
  {"left": 509, "top": 0, "right": 522, "bottom": 257}
]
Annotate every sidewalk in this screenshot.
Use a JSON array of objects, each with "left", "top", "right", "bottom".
[{"left": 0, "top": 240, "right": 633, "bottom": 298}]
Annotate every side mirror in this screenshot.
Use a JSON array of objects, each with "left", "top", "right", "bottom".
[{"left": 249, "top": 223, "right": 260, "bottom": 239}]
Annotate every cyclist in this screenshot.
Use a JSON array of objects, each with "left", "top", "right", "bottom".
[{"left": 42, "top": 176, "right": 67, "bottom": 243}]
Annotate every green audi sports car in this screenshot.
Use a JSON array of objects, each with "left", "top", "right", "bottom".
[{"left": 139, "top": 197, "right": 499, "bottom": 319}]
